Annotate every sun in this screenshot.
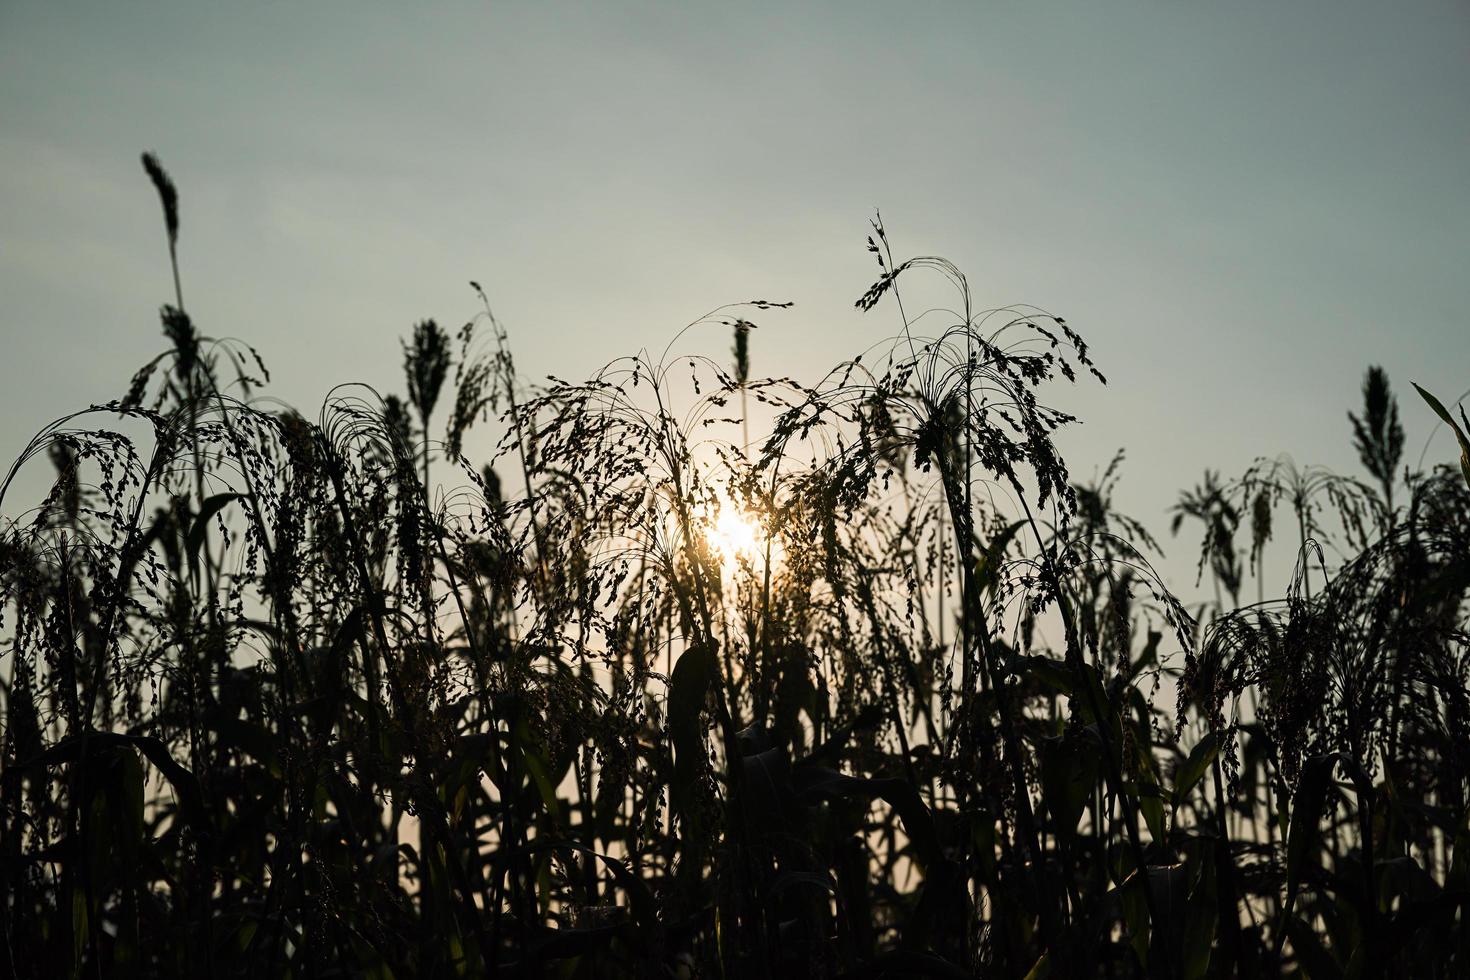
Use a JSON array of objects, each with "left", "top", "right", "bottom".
[{"left": 707, "top": 507, "right": 761, "bottom": 564}]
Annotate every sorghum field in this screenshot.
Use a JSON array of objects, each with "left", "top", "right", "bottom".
[{"left": 2, "top": 156, "right": 1468, "bottom": 978}]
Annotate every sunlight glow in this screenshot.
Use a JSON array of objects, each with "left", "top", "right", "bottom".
[{"left": 707, "top": 507, "right": 762, "bottom": 564}]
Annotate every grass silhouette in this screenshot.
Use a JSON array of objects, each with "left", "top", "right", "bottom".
[{"left": 1, "top": 155, "right": 1468, "bottom": 978}]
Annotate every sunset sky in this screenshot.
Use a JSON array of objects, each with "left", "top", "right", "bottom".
[{"left": 3, "top": 0, "right": 1467, "bottom": 595}]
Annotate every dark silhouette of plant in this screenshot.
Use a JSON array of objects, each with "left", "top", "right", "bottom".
[
  {"left": 1, "top": 157, "right": 1467, "bottom": 980},
  {"left": 1351, "top": 365, "right": 1405, "bottom": 513}
]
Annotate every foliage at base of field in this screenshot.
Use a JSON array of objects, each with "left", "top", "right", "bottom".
[{"left": 2, "top": 157, "right": 1468, "bottom": 978}]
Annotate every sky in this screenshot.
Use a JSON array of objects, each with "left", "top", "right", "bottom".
[{"left": 2, "top": 0, "right": 1468, "bottom": 597}]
